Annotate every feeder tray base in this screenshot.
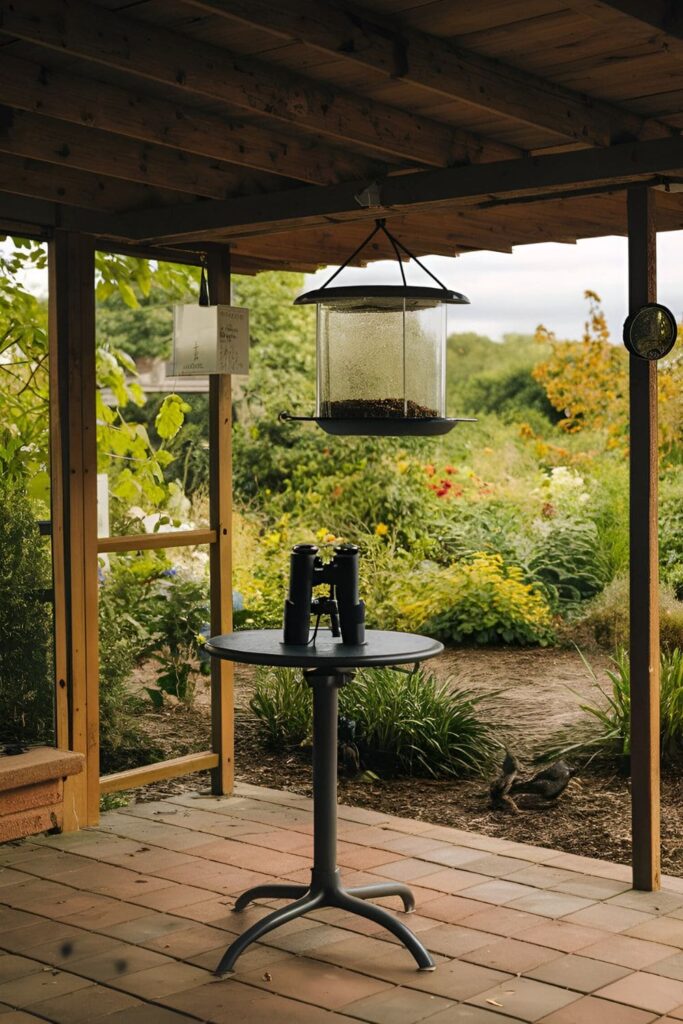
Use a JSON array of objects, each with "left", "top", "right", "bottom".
[
  {"left": 316, "top": 416, "right": 472, "bottom": 436},
  {"left": 280, "top": 414, "right": 475, "bottom": 436}
]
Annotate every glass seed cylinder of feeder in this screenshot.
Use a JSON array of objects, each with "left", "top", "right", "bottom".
[{"left": 315, "top": 288, "right": 447, "bottom": 421}]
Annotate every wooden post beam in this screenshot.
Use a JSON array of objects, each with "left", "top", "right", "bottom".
[
  {"left": 628, "top": 185, "right": 661, "bottom": 892},
  {"left": 48, "top": 231, "right": 100, "bottom": 829},
  {"left": 113, "top": 134, "right": 683, "bottom": 243},
  {"left": 100, "top": 752, "right": 219, "bottom": 795},
  {"left": 206, "top": 248, "right": 234, "bottom": 795}
]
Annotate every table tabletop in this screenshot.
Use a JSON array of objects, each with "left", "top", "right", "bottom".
[{"left": 205, "top": 628, "right": 443, "bottom": 669}]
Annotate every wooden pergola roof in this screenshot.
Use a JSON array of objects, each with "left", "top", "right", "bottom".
[{"left": 1, "top": 0, "right": 682, "bottom": 269}]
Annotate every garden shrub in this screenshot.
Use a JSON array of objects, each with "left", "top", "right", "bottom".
[
  {"left": 461, "top": 366, "right": 561, "bottom": 425},
  {"left": 545, "top": 647, "right": 683, "bottom": 767},
  {"left": 433, "top": 500, "right": 533, "bottom": 568},
  {"left": 98, "top": 582, "right": 148, "bottom": 772},
  {"left": 582, "top": 576, "right": 683, "bottom": 651},
  {"left": 250, "top": 666, "right": 500, "bottom": 777},
  {"left": 0, "top": 480, "right": 53, "bottom": 745},
  {"left": 395, "top": 552, "right": 555, "bottom": 645},
  {"left": 528, "top": 521, "right": 609, "bottom": 608},
  {"left": 98, "top": 550, "right": 210, "bottom": 707},
  {"left": 143, "top": 573, "right": 210, "bottom": 706},
  {"left": 661, "top": 496, "right": 683, "bottom": 597}
]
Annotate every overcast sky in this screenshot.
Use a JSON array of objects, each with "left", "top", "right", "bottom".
[
  {"left": 4, "top": 230, "right": 682, "bottom": 344},
  {"left": 306, "top": 231, "right": 683, "bottom": 342}
]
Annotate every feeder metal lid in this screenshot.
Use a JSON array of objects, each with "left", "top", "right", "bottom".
[{"left": 294, "top": 284, "right": 469, "bottom": 306}]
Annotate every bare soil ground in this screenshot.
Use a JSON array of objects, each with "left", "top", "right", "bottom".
[{"left": 124, "top": 647, "right": 683, "bottom": 876}]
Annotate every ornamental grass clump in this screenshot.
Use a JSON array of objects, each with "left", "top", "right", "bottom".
[
  {"left": 249, "top": 665, "right": 500, "bottom": 778},
  {"left": 545, "top": 647, "right": 683, "bottom": 767}
]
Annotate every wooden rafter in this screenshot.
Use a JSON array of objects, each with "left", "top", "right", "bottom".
[
  {"left": 183, "top": 0, "right": 673, "bottom": 146},
  {"left": 0, "top": 108, "right": 288, "bottom": 198},
  {"left": 0, "top": 154, "right": 180, "bottom": 213},
  {"left": 0, "top": 53, "right": 383, "bottom": 186},
  {"left": 109, "top": 135, "right": 683, "bottom": 242},
  {"left": 565, "top": 1, "right": 683, "bottom": 58},
  {"left": 0, "top": 0, "right": 520, "bottom": 168}
]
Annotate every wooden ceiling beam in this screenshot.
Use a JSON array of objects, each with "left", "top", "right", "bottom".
[
  {"left": 0, "top": 108, "right": 287, "bottom": 199},
  {"left": 184, "top": 0, "right": 673, "bottom": 146},
  {"left": 0, "top": 0, "right": 519, "bottom": 168},
  {"left": 565, "top": 2, "right": 683, "bottom": 59},
  {"left": 0, "top": 153, "right": 178, "bottom": 213},
  {"left": 0, "top": 53, "right": 380, "bottom": 186},
  {"left": 110, "top": 135, "right": 683, "bottom": 243},
  {"left": 0, "top": 188, "right": 118, "bottom": 235}
]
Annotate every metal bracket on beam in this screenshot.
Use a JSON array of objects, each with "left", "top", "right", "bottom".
[{"left": 354, "top": 181, "right": 383, "bottom": 209}]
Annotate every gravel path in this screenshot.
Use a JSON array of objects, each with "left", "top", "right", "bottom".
[{"left": 429, "top": 646, "right": 612, "bottom": 757}]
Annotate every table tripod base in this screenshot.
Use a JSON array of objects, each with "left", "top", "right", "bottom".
[
  {"left": 215, "top": 671, "right": 435, "bottom": 978},
  {"left": 216, "top": 869, "right": 435, "bottom": 976}
]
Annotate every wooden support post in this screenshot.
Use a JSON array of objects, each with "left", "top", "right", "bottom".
[
  {"left": 48, "top": 231, "right": 100, "bottom": 829},
  {"left": 627, "top": 186, "right": 660, "bottom": 891},
  {"left": 206, "top": 248, "right": 234, "bottom": 795}
]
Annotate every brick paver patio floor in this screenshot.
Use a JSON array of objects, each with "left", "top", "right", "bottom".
[{"left": 1, "top": 782, "right": 682, "bottom": 1022}]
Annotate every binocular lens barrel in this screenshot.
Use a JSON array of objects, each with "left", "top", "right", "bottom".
[{"left": 282, "top": 542, "right": 365, "bottom": 647}]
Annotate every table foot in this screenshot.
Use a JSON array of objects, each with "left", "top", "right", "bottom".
[
  {"left": 346, "top": 881, "right": 415, "bottom": 913},
  {"left": 334, "top": 890, "right": 435, "bottom": 971},
  {"left": 217, "top": 877, "right": 433, "bottom": 975},
  {"left": 232, "top": 883, "right": 309, "bottom": 912},
  {"left": 216, "top": 892, "right": 324, "bottom": 976}
]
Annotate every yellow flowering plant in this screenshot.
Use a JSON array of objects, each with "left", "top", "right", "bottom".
[{"left": 396, "top": 552, "right": 555, "bottom": 646}]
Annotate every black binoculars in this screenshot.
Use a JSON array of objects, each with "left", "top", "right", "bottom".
[{"left": 283, "top": 542, "right": 366, "bottom": 647}]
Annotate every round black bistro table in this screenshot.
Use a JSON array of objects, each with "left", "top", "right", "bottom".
[{"left": 205, "top": 628, "right": 443, "bottom": 976}]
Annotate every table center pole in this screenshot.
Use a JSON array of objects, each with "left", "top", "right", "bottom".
[{"left": 309, "top": 671, "right": 345, "bottom": 884}]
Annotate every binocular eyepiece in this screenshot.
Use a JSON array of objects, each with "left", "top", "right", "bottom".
[{"left": 282, "top": 542, "right": 366, "bottom": 647}]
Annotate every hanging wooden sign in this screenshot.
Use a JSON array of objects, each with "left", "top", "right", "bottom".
[{"left": 172, "top": 304, "right": 250, "bottom": 376}]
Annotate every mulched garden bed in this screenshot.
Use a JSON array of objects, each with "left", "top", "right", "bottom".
[{"left": 121, "top": 649, "right": 683, "bottom": 877}]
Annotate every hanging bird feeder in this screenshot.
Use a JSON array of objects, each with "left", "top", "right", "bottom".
[{"left": 281, "top": 220, "right": 475, "bottom": 436}]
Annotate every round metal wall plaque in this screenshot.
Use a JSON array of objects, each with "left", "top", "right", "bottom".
[{"left": 623, "top": 303, "right": 677, "bottom": 360}]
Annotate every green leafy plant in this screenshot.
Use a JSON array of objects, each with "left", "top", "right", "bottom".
[
  {"left": 0, "top": 479, "right": 53, "bottom": 745},
  {"left": 250, "top": 666, "right": 500, "bottom": 778},
  {"left": 97, "top": 579, "right": 147, "bottom": 769},
  {"left": 528, "top": 521, "right": 609, "bottom": 608},
  {"left": 143, "top": 574, "right": 211, "bottom": 706}
]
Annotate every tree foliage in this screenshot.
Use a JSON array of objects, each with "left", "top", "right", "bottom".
[
  {"left": 0, "top": 239, "right": 198, "bottom": 511},
  {"left": 533, "top": 290, "right": 682, "bottom": 456}
]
